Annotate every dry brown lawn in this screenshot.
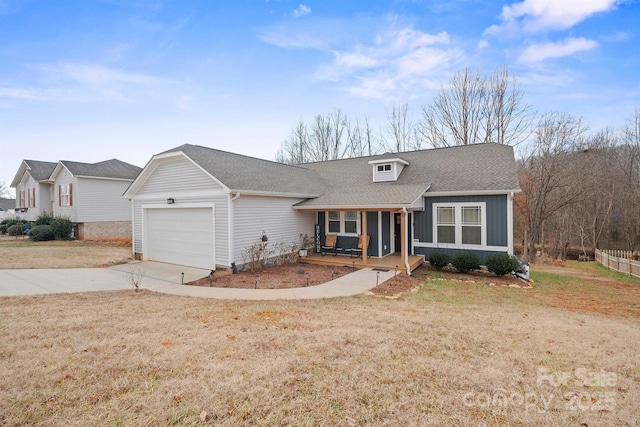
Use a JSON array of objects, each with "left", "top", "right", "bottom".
[
  {"left": 0, "top": 237, "right": 132, "bottom": 269},
  {"left": 1, "top": 259, "right": 639, "bottom": 426}
]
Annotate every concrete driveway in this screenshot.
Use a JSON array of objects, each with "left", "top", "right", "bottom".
[
  {"left": 0, "top": 261, "right": 396, "bottom": 300},
  {"left": 0, "top": 261, "right": 211, "bottom": 297}
]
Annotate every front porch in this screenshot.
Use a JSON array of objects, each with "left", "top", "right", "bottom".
[{"left": 302, "top": 252, "right": 425, "bottom": 275}]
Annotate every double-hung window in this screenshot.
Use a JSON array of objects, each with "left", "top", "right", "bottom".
[
  {"left": 434, "top": 203, "right": 486, "bottom": 247},
  {"left": 59, "top": 184, "right": 73, "bottom": 207},
  {"left": 326, "top": 211, "right": 360, "bottom": 235}
]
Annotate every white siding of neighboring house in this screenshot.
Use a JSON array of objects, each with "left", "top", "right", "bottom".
[
  {"left": 131, "top": 156, "right": 230, "bottom": 267},
  {"left": 15, "top": 175, "right": 51, "bottom": 221},
  {"left": 38, "top": 182, "right": 53, "bottom": 215},
  {"left": 52, "top": 169, "right": 79, "bottom": 222},
  {"left": 232, "top": 195, "right": 316, "bottom": 267},
  {"left": 75, "top": 178, "right": 133, "bottom": 222}
]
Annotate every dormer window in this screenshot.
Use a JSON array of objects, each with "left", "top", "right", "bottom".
[{"left": 368, "top": 156, "right": 409, "bottom": 182}]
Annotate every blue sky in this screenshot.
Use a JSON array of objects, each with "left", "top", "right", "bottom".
[{"left": 1, "top": 0, "right": 639, "bottom": 192}]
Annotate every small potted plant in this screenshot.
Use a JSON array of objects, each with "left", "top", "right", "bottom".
[{"left": 298, "top": 233, "right": 313, "bottom": 258}]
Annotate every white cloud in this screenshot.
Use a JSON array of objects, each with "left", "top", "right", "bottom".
[
  {"left": 320, "top": 26, "right": 460, "bottom": 99},
  {"left": 488, "top": 0, "right": 621, "bottom": 34},
  {"left": 261, "top": 17, "right": 461, "bottom": 100},
  {"left": 518, "top": 37, "right": 599, "bottom": 63},
  {"left": 0, "top": 62, "right": 175, "bottom": 107},
  {"left": 601, "top": 31, "right": 631, "bottom": 42},
  {"left": 476, "top": 40, "right": 490, "bottom": 50},
  {"left": 45, "top": 62, "right": 171, "bottom": 86},
  {"left": 293, "top": 4, "right": 311, "bottom": 17}
]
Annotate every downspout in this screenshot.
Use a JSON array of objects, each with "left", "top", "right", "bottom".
[
  {"left": 229, "top": 192, "right": 241, "bottom": 270},
  {"left": 403, "top": 207, "right": 411, "bottom": 276}
]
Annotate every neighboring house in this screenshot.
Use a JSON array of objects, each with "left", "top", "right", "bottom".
[
  {"left": 124, "top": 143, "right": 520, "bottom": 273},
  {"left": 0, "top": 198, "right": 16, "bottom": 220},
  {"left": 49, "top": 159, "right": 142, "bottom": 240},
  {"left": 10, "top": 160, "right": 57, "bottom": 222}
]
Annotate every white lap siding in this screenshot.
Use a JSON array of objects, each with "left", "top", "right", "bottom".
[
  {"left": 232, "top": 195, "right": 315, "bottom": 267},
  {"left": 75, "top": 178, "right": 133, "bottom": 222},
  {"left": 132, "top": 156, "right": 230, "bottom": 268}
]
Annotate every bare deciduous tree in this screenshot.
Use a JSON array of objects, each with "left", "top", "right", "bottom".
[
  {"left": 0, "top": 181, "right": 13, "bottom": 199},
  {"left": 384, "top": 103, "right": 421, "bottom": 152},
  {"left": 419, "top": 66, "right": 534, "bottom": 148},
  {"left": 614, "top": 106, "right": 640, "bottom": 250},
  {"left": 275, "top": 110, "right": 382, "bottom": 164},
  {"left": 519, "top": 111, "right": 588, "bottom": 260}
]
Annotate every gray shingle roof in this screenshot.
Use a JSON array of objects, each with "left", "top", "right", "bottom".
[
  {"left": 163, "top": 144, "right": 326, "bottom": 195},
  {"left": 163, "top": 143, "right": 520, "bottom": 209},
  {"left": 61, "top": 159, "right": 142, "bottom": 180},
  {"left": 294, "top": 143, "right": 520, "bottom": 208},
  {"left": 23, "top": 160, "right": 57, "bottom": 181}
]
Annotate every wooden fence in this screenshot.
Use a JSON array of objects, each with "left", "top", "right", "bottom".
[{"left": 595, "top": 249, "right": 640, "bottom": 278}]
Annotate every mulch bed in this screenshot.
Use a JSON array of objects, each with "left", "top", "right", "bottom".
[
  {"left": 186, "top": 263, "right": 357, "bottom": 289},
  {"left": 186, "top": 262, "right": 531, "bottom": 297}
]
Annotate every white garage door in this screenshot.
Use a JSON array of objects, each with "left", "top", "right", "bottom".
[{"left": 144, "top": 207, "right": 214, "bottom": 269}]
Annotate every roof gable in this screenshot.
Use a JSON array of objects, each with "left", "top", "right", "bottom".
[
  {"left": 10, "top": 160, "right": 57, "bottom": 187},
  {"left": 127, "top": 144, "right": 325, "bottom": 198},
  {"left": 51, "top": 159, "right": 142, "bottom": 181}
]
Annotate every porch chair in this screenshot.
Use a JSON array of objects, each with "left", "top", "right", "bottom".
[
  {"left": 321, "top": 234, "right": 338, "bottom": 256},
  {"left": 350, "top": 234, "right": 370, "bottom": 258}
]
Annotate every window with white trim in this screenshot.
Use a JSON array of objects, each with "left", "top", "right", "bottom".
[
  {"left": 60, "top": 184, "right": 71, "bottom": 206},
  {"left": 326, "top": 211, "right": 360, "bottom": 235},
  {"left": 436, "top": 206, "right": 455, "bottom": 244},
  {"left": 328, "top": 211, "right": 340, "bottom": 233},
  {"left": 462, "top": 206, "right": 481, "bottom": 245},
  {"left": 434, "top": 202, "right": 486, "bottom": 247}
]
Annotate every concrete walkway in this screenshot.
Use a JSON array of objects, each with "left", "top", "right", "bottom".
[{"left": 0, "top": 261, "right": 397, "bottom": 300}]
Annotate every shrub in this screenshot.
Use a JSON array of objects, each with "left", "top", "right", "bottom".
[
  {"left": 51, "top": 217, "right": 73, "bottom": 240},
  {"left": 0, "top": 219, "right": 18, "bottom": 234},
  {"left": 429, "top": 251, "right": 450, "bottom": 270},
  {"left": 451, "top": 251, "right": 480, "bottom": 273},
  {"left": 28, "top": 224, "right": 55, "bottom": 241},
  {"left": 6, "top": 224, "right": 24, "bottom": 236},
  {"left": 34, "top": 212, "right": 56, "bottom": 226},
  {"left": 486, "top": 253, "right": 519, "bottom": 277}
]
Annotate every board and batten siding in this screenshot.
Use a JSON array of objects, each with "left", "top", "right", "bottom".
[
  {"left": 413, "top": 194, "right": 508, "bottom": 247},
  {"left": 136, "top": 157, "right": 224, "bottom": 195},
  {"left": 232, "top": 195, "right": 315, "bottom": 266},
  {"left": 74, "top": 178, "right": 133, "bottom": 222},
  {"left": 52, "top": 169, "right": 79, "bottom": 222}
]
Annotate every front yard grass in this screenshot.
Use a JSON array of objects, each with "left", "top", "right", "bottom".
[
  {"left": 0, "top": 262, "right": 638, "bottom": 426},
  {"left": 0, "top": 238, "right": 132, "bottom": 268}
]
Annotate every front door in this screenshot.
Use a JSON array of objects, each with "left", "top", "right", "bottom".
[{"left": 394, "top": 213, "right": 401, "bottom": 253}]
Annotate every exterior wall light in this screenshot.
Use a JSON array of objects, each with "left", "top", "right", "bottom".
[{"left": 167, "top": 198, "right": 175, "bottom": 204}]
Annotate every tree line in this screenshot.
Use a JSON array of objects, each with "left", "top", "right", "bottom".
[{"left": 275, "top": 66, "right": 640, "bottom": 260}]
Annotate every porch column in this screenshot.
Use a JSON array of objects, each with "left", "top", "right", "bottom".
[
  {"left": 361, "top": 211, "right": 368, "bottom": 264},
  {"left": 400, "top": 210, "right": 406, "bottom": 273}
]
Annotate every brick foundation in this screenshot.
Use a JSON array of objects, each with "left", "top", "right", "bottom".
[{"left": 78, "top": 221, "right": 132, "bottom": 242}]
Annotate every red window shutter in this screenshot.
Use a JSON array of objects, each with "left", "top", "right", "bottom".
[
  {"left": 69, "top": 183, "right": 73, "bottom": 206},
  {"left": 58, "top": 185, "right": 61, "bottom": 206},
  {"left": 33, "top": 188, "right": 36, "bottom": 208}
]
